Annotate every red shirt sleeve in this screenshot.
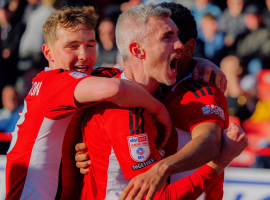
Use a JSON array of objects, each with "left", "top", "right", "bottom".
[
  {"left": 105, "top": 107, "right": 161, "bottom": 179},
  {"left": 153, "top": 165, "right": 218, "bottom": 200},
  {"left": 165, "top": 78, "right": 229, "bottom": 133},
  {"left": 41, "top": 70, "right": 90, "bottom": 119},
  {"left": 91, "top": 67, "right": 121, "bottom": 78}
]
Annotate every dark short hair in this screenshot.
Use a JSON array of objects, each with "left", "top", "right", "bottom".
[{"left": 158, "top": 2, "right": 197, "bottom": 44}]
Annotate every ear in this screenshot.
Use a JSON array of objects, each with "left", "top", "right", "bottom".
[
  {"left": 129, "top": 42, "right": 145, "bottom": 59},
  {"left": 182, "top": 38, "right": 196, "bottom": 57},
  {"left": 42, "top": 44, "right": 54, "bottom": 62}
]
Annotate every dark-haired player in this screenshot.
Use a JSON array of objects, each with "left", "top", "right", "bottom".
[{"left": 76, "top": 3, "right": 245, "bottom": 200}]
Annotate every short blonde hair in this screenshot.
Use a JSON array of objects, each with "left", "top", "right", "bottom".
[
  {"left": 116, "top": 3, "right": 171, "bottom": 61},
  {"left": 43, "top": 6, "right": 98, "bottom": 45}
]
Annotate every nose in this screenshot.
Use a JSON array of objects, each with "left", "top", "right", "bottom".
[
  {"left": 78, "top": 45, "right": 87, "bottom": 60},
  {"left": 174, "top": 38, "right": 184, "bottom": 52}
]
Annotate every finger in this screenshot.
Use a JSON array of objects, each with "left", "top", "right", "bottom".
[
  {"left": 126, "top": 186, "right": 141, "bottom": 200},
  {"left": 220, "top": 74, "right": 227, "bottom": 93},
  {"left": 76, "top": 160, "right": 91, "bottom": 169},
  {"left": 214, "top": 71, "right": 223, "bottom": 89},
  {"left": 224, "top": 78, "right": 228, "bottom": 93},
  {"left": 119, "top": 181, "right": 134, "bottom": 200},
  {"left": 203, "top": 68, "right": 211, "bottom": 83},
  {"left": 75, "top": 142, "right": 87, "bottom": 152},
  {"left": 136, "top": 183, "right": 150, "bottom": 200},
  {"left": 159, "top": 128, "right": 171, "bottom": 148},
  {"left": 75, "top": 151, "right": 89, "bottom": 162},
  {"left": 145, "top": 186, "right": 158, "bottom": 200},
  {"left": 192, "top": 67, "right": 199, "bottom": 80},
  {"left": 223, "top": 128, "right": 228, "bottom": 134},
  {"left": 80, "top": 167, "right": 89, "bottom": 175}
]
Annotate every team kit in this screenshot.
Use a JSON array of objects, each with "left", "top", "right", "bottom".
[{"left": 5, "top": 3, "right": 247, "bottom": 200}]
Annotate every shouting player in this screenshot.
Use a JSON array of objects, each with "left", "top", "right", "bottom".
[
  {"left": 76, "top": 4, "right": 247, "bottom": 200},
  {"left": 120, "top": 3, "right": 228, "bottom": 200},
  {"left": 5, "top": 6, "right": 174, "bottom": 200}
]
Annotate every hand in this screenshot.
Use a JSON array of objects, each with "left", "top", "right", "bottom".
[
  {"left": 208, "top": 123, "right": 248, "bottom": 174},
  {"left": 75, "top": 142, "right": 90, "bottom": 174},
  {"left": 220, "top": 122, "right": 248, "bottom": 162},
  {"left": 119, "top": 161, "right": 169, "bottom": 200},
  {"left": 192, "top": 58, "right": 227, "bottom": 93},
  {"left": 152, "top": 105, "right": 172, "bottom": 149}
]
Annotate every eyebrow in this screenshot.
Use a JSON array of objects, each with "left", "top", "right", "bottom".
[
  {"left": 163, "top": 30, "right": 175, "bottom": 36},
  {"left": 65, "top": 39, "right": 97, "bottom": 44}
]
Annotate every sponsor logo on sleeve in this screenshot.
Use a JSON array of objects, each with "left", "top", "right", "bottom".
[
  {"left": 69, "top": 72, "right": 87, "bottom": 79},
  {"left": 202, "top": 105, "right": 225, "bottom": 120},
  {"left": 127, "top": 134, "right": 150, "bottom": 162},
  {"left": 131, "top": 157, "right": 156, "bottom": 171}
]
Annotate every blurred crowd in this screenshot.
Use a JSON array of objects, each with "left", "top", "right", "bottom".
[{"left": 0, "top": 0, "right": 270, "bottom": 168}]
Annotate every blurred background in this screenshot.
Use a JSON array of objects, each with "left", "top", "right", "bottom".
[{"left": 0, "top": 0, "right": 270, "bottom": 199}]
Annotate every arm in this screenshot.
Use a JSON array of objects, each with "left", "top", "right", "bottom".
[
  {"left": 75, "top": 77, "right": 172, "bottom": 148},
  {"left": 192, "top": 58, "right": 227, "bottom": 93},
  {"left": 119, "top": 123, "right": 248, "bottom": 200},
  {"left": 159, "top": 123, "right": 222, "bottom": 175}
]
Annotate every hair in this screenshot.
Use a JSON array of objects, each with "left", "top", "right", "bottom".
[
  {"left": 203, "top": 13, "right": 216, "bottom": 20},
  {"left": 116, "top": 3, "right": 171, "bottom": 61},
  {"left": 158, "top": 2, "right": 197, "bottom": 44},
  {"left": 43, "top": 6, "right": 98, "bottom": 45}
]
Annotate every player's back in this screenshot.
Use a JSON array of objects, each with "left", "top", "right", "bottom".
[{"left": 6, "top": 68, "right": 89, "bottom": 200}]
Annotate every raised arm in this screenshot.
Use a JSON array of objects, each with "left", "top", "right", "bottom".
[
  {"left": 74, "top": 77, "right": 172, "bottom": 148},
  {"left": 192, "top": 58, "right": 227, "bottom": 93}
]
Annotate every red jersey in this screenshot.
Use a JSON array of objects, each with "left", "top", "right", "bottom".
[
  {"left": 164, "top": 74, "right": 229, "bottom": 200},
  {"left": 5, "top": 67, "right": 120, "bottom": 200},
  {"left": 81, "top": 101, "right": 160, "bottom": 200},
  {"left": 80, "top": 72, "right": 220, "bottom": 200}
]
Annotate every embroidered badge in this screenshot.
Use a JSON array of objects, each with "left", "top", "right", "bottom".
[
  {"left": 202, "top": 105, "right": 225, "bottom": 120},
  {"left": 127, "top": 134, "right": 150, "bottom": 162},
  {"left": 69, "top": 72, "right": 87, "bottom": 79}
]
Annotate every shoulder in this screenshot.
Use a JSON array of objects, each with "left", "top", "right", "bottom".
[
  {"left": 91, "top": 67, "right": 122, "bottom": 78},
  {"left": 165, "top": 76, "right": 226, "bottom": 106}
]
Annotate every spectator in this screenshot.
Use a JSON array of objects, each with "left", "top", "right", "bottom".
[
  {"left": 95, "top": 18, "right": 119, "bottom": 68},
  {"left": 21, "top": 0, "right": 41, "bottom": 25},
  {"left": 198, "top": 13, "right": 225, "bottom": 64},
  {"left": 0, "top": 85, "right": 22, "bottom": 132},
  {"left": 235, "top": 4, "right": 270, "bottom": 68},
  {"left": 263, "top": 0, "right": 270, "bottom": 28},
  {"left": 220, "top": 55, "right": 253, "bottom": 122},
  {"left": 104, "top": 0, "right": 141, "bottom": 24},
  {"left": 191, "top": 0, "right": 222, "bottom": 31},
  {"left": 18, "top": 0, "right": 57, "bottom": 71},
  {"left": 15, "top": 67, "right": 41, "bottom": 100},
  {"left": 250, "top": 69, "right": 270, "bottom": 122},
  {"left": 218, "top": 0, "right": 247, "bottom": 47},
  {"left": 0, "top": 0, "right": 26, "bottom": 84}
]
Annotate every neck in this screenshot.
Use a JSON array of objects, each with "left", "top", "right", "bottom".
[{"left": 123, "top": 60, "right": 159, "bottom": 95}]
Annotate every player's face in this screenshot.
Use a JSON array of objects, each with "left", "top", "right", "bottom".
[
  {"left": 143, "top": 17, "right": 183, "bottom": 86},
  {"left": 51, "top": 24, "right": 96, "bottom": 75}
]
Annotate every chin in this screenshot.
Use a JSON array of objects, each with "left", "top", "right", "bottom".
[{"left": 164, "top": 78, "right": 176, "bottom": 86}]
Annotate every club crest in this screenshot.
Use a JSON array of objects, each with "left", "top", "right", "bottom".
[{"left": 127, "top": 134, "right": 150, "bottom": 162}]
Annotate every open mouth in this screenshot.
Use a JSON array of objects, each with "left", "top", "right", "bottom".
[
  {"left": 73, "top": 66, "right": 89, "bottom": 73},
  {"left": 170, "top": 58, "right": 179, "bottom": 74}
]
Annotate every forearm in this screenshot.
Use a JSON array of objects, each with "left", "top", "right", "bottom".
[
  {"left": 106, "top": 79, "right": 165, "bottom": 114},
  {"left": 159, "top": 135, "right": 220, "bottom": 176},
  {"left": 75, "top": 77, "right": 164, "bottom": 114}
]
